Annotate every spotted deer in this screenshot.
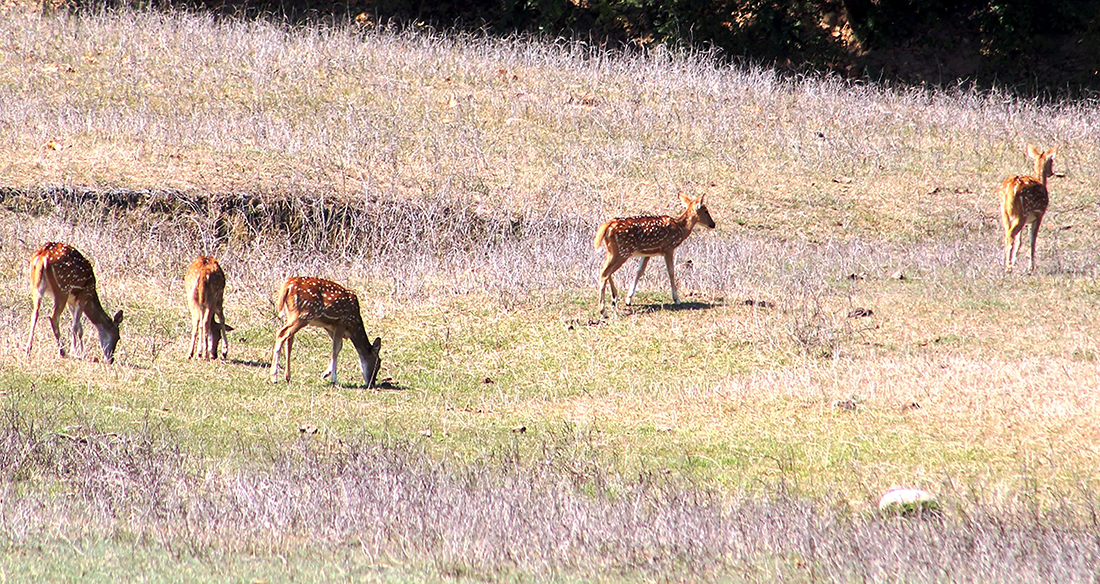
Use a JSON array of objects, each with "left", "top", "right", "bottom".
[
  {"left": 26, "top": 242, "right": 124, "bottom": 363},
  {"left": 270, "top": 277, "right": 382, "bottom": 387},
  {"left": 185, "top": 256, "right": 231, "bottom": 360},
  {"left": 1001, "top": 144, "right": 1056, "bottom": 272},
  {"left": 594, "top": 192, "right": 715, "bottom": 312}
]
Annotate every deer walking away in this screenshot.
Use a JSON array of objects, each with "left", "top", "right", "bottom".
[{"left": 1001, "top": 144, "right": 1056, "bottom": 272}]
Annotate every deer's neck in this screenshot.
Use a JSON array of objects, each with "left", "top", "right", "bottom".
[
  {"left": 347, "top": 321, "right": 373, "bottom": 358},
  {"left": 674, "top": 207, "right": 696, "bottom": 240},
  {"left": 83, "top": 292, "right": 114, "bottom": 330},
  {"left": 1034, "top": 161, "right": 1048, "bottom": 188}
]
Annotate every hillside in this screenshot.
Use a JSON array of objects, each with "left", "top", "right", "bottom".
[{"left": 2, "top": 7, "right": 1100, "bottom": 581}]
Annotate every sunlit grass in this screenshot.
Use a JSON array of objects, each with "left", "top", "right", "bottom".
[{"left": 3, "top": 5, "right": 1100, "bottom": 581}]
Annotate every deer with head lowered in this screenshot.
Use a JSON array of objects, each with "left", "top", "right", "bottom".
[
  {"left": 26, "top": 242, "right": 124, "bottom": 363},
  {"left": 270, "top": 277, "right": 382, "bottom": 387},
  {"left": 594, "top": 192, "right": 715, "bottom": 312},
  {"left": 185, "top": 256, "right": 231, "bottom": 360},
  {"left": 1001, "top": 144, "right": 1056, "bottom": 272}
]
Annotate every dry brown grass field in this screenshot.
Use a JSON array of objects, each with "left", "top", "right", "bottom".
[{"left": 3, "top": 6, "right": 1100, "bottom": 582}]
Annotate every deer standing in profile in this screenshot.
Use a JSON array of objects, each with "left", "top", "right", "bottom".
[
  {"left": 26, "top": 242, "right": 124, "bottom": 363},
  {"left": 270, "top": 277, "right": 382, "bottom": 387},
  {"left": 185, "top": 256, "right": 231, "bottom": 360},
  {"left": 1001, "top": 144, "right": 1056, "bottom": 272},
  {"left": 594, "top": 192, "right": 715, "bottom": 312}
]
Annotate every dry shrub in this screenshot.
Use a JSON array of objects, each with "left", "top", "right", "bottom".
[{"left": 3, "top": 406, "right": 1100, "bottom": 581}]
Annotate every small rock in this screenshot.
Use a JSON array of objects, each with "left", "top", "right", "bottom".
[
  {"left": 512, "top": 425, "right": 527, "bottom": 434},
  {"left": 299, "top": 424, "right": 318, "bottom": 435},
  {"left": 847, "top": 307, "right": 874, "bottom": 318},
  {"left": 891, "top": 270, "right": 907, "bottom": 281},
  {"left": 418, "top": 428, "right": 433, "bottom": 437}
]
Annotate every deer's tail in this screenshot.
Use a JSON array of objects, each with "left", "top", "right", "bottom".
[
  {"left": 275, "top": 279, "right": 291, "bottom": 317},
  {"left": 593, "top": 221, "right": 612, "bottom": 250},
  {"left": 29, "top": 253, "right": 48, "bottom": 289}
]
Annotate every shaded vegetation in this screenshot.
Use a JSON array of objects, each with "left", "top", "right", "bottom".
[{"left": 62, "top": 0, "right": 1100, "bottom": 95}]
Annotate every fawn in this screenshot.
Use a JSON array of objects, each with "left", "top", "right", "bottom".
[
  {"left": 270, "top": 277, "right": 382, "bottom": 387},
  {"left": 185, "top": 256, "right": 231, "bottom": 360},
  {"left": 594, "top": 192, "right": 715, "bottom": 312},
  {"left": 26, "top": 242, "right": 123, "bottom": 363},
  {"left": 1001, "top": 144, "right": 1056, "bottom": 272}
]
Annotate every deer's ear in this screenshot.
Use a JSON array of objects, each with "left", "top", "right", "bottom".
[
  {"left": 679, "top": 191, "right": 692, "bottom": 206},
  {"left": 113, "top": 311, "right": 124, "bottom": 326},
  {"left": 1046, "top": 146, "right": 1057, "bottom": 160},
  {"left": 1027, "top": 143, "right": 1041, "bottom": 159}
]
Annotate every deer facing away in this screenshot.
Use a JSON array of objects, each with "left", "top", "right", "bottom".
[
  {"left": 26, "top": 242, "right": 124, "bottom": 363},
  {"left": 1001, "top": 144, "right": 1056, "bottom": 272},
  {"left": 270, "top": 277, "right": 382, "bottom": 387},
  {"left": 594, "top": 192, "right": 715, "bottom": 312},
  {"left": 185, "top": 256, "right": 231, "bottom": 360}
]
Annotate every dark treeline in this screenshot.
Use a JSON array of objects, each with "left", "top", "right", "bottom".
[{"left": 83, "top": 0, "right": 1100, "bottom": 96}]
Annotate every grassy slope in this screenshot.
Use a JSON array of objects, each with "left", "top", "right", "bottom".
[{"left": 3, "top": 6, "right": 1100, "bottom": 581}]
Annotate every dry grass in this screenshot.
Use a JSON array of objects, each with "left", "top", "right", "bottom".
[
  {"left": 4, "top": 409, "right": 1100, "bottom": 583},
  {"left": 3, "top": 5, "right": 1100, "bottom": 581},
  {"left": 3, "top": 8, "right": 1100, "bottom": 239}
]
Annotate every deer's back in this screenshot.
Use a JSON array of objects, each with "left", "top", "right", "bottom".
[
  {"left": 283, "top": 277, "right": 365, "bottom": 332},
  {"left": 606, "top": 215, "right": 684, "bottom": 256},
  {"left": 32, "top": 242, "right": 96, "bottom": 296},
  {"left": 1001, "top": 176, "right": 1049, "bottom": 222},
  {"left": 186, "top": 257, "right": 226, "bottom": 308}
]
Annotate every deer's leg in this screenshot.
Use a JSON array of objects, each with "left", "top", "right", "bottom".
[
  {"left": 598, "top": 253, "right": 630, "bottom": 310},
  {"left": 270, "top": 320, "right": 307, "bottom": 382},
  {"left": 626, "top": 257, "right": 649, "bottom": 306},
  {"left": 216, "top": 304, "right": 229, "bottom": 359},
  {"left": 70, "top": 299, "right": 87, "bottom": 358},
  {"left": 26, "top": 289, "right": 45, "bottom": 357},
  {"left": 663, "top": 252, "right": 680, "bottom": 303},
  {"left": 202, "top": 306, "right": 217, "bottom": 360},
  {"left": 322, "top": 328, "right": 343, "bottom": 385},
  {"left": 1001, "top": 211, "right": 1013, "bottom": 271},
  {"left": 598, "top": 254, "right": 624, "bottom": 312},
  {"left": 48, "top": 297, "right": 68, "bottom": 357},
  {"left": 1005, "top": 220, "right": 1024, "bottom": 272},
  {"left": 1027, "top": 217, "right": 1043, "bottom": 272},
  {"left": 1010, "top": 226, "right": 1025, "bottom": 272},
  {"left": 188, "top": 308, "right": 201, "bottom": 359}
]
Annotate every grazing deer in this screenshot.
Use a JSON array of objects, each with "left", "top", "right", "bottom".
[
  {"left": 1001, "top": 144, "right": 1056, "bottom": 272},
  {"left": 26, "top": 242, "right": 124, "bottom": 363},
  {"left": 185, "top": 256, "right": 231, "bottom": 360},
  {"left": 270, "top": 277, "right": 382, "bottom": 387},
  {"left": 594, "top": 192, "right": 715, "bottom": 312}
]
